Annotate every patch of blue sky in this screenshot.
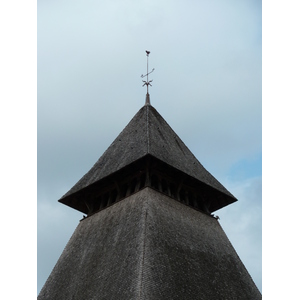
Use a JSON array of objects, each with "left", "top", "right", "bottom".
[{"left": 228, "top": 152, "right": 262, "bottom": 181}]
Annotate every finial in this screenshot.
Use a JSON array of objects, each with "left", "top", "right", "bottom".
[{"left": 141, "top": 50, "right": 155, "bottom": 105}]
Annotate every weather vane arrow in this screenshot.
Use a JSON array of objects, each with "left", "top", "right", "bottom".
[{"left": 141, "top": 50, "right": 155, "bottom": 105}]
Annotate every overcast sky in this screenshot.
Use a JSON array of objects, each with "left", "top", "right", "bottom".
[{"left": 37, "top": 0, "right": 262, "bottom": 294}]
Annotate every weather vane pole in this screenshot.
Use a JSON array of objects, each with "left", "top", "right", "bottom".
[{"left": 141, "top": 50, "right": 155, "bottom": 105}]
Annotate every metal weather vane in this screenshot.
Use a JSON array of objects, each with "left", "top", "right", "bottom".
[{"left": 141, "top": 50, "right": 155, "bottom": 94}]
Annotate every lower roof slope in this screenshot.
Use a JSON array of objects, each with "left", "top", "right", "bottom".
[
  {"left": 60, "top": 104, "right": 236, "bottom": 209},
  {"left": 39, "top": 188, "right": 261, "bottom": 300}
]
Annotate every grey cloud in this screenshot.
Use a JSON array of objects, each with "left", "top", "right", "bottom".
[{"left": 38, "top": 0, "right": 261, "bottom": 294}]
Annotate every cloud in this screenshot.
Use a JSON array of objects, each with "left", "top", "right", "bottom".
[{"left": 38, "top": 0, "right": 262, "bottom": 294}]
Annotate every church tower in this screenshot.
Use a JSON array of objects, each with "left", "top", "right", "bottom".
[{"left": 38, "top": 53, "right": 261, "bottom": 300}]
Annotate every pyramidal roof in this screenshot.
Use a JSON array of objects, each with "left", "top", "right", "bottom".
[
  {"left": 59, "top": 103, "right": 236, "bottom": 213},
  {"left": 39, "top": 100, "right": 261, "bottom": 299}
]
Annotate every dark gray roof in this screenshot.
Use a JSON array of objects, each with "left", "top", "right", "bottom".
[
  {"left": 39, "top": 188, "right": 261, "bottom": 300},
  {"left": 60, "top": 104, "right": 235, "bottom": 203}
]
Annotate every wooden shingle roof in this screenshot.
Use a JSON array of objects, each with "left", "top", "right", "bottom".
[
  {"left": 39, "top": 102, "right": 261, "bottom": 299},
  {"left": 59, "top": 104, "right": 236, "bottom": 213},
  {"left": 39, "top": 188, "right": 261, "bottom": 300}
]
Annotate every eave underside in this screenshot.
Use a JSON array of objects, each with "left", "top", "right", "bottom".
[{"left": 59, "top": 155, "right": 236, "bottom": 216}]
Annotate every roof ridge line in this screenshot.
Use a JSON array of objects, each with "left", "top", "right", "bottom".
[
  {"left": 137, "top": 197, "right": 148, "bottom": 298},
  {"left": 146, "top": 105, "right": 150, "bottom": 153}
]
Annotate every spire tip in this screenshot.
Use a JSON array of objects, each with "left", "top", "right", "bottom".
[{"left": 145, "top": 93, "right": 151, "bottom": 105}]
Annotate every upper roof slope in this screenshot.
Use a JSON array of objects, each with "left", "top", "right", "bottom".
[{"left": 60, "top": 104, "right": 235, "bottom": 203}]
